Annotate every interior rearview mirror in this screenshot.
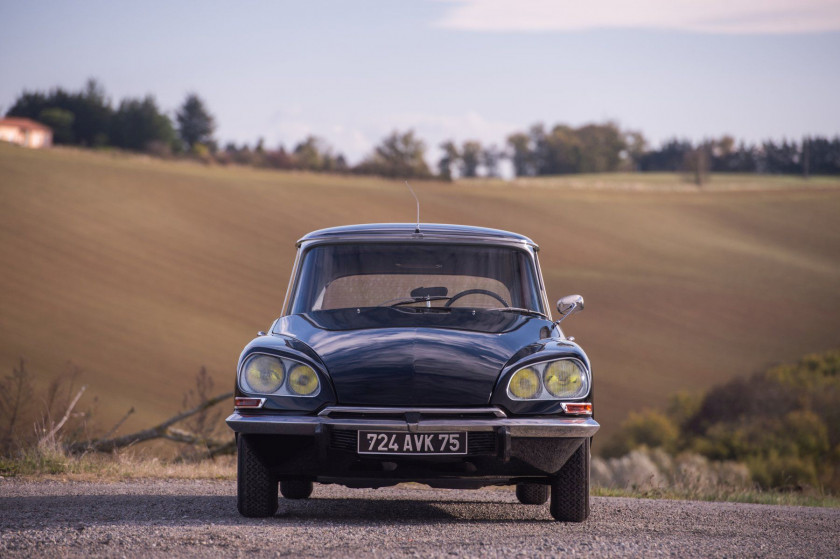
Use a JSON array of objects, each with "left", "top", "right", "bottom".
[{"left": 410, "top": 286, "right": 449, "bottom": 298}]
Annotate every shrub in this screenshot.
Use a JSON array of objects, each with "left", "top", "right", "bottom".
[
  {"left": 603, "top": 350, "right": 840, "bottom": 492},
  {"left": 601, "top": 409, "right": 679, "bottom": 458}
]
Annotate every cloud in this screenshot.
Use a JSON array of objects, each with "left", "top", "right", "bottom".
[
  {"left": 274, "top": 111, "right": 516, "bottom": 165},
  {"left": 385, "top": 110, "right": 515, "bottom": 148},
  {"left": 434, "top": 0, "right": 840, "bottom": 34}
]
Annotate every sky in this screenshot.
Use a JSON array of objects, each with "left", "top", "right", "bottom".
[{"left": 1, "top": 0, "right": 839, "bottom": 163}]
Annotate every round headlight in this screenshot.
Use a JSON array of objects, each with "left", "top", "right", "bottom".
[
  {"left": 243, "top": 355, "right": 285, "bottom": 393},
  {"left": 288, "top": 364, "right": 320, "bottom": 396},
  {"left": 544, "top": 360, "right": 585, "bottom": 398},
  {"left": 509, "top": 367, "right": 541, "bottom": 399}
]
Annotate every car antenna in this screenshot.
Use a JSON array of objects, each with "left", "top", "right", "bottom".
[{"left": 405, "top": 181, "right": 421, "bottom": 234}]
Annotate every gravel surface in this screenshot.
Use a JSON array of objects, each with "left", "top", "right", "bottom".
[{"left": 1, "top": 479, "right": 838, "bottom": 558}]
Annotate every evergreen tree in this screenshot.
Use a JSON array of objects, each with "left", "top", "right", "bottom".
[
  {"left": 111, "top": 96, "right": 176, "bottom": 153},
  {"left": 176, "top": 93, "right": 215, "bottom": 150}
]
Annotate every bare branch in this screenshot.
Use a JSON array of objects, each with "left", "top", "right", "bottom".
[
  {"left": 40, "top": 385, "right": 86, "bottom": 445},
  {"left": 162, "top": 428, "right": 234, "bottom": 459},
  {"left": 101, "top": 406, "right": 135, "bottom": 440},
  {"left": 163, "top": 427, "right": 213, "bottom": 446},
  {"left": 67, "top": 391, "right": 232, "bottom": 454}
]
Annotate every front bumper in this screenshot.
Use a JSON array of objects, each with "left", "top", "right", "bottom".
[
  {"left": 227, "top": 406, "right": 599, "bottom": 484},
  {"left": 226, "top": 406, "right": 599, "bottom": 438}
]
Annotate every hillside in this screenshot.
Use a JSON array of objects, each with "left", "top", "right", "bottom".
[{"left": 1, "top": 142, "right": 839, "bottom": 441}]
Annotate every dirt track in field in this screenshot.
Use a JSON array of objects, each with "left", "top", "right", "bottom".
[{"left": 2, "top": 480, "right": 838, "bottom": 558}]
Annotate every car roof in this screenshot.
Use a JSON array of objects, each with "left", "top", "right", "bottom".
[{"left": 297, "top": 223, "right": 538, "bottom": 249}]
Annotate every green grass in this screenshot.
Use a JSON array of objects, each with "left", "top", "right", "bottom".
[
  {"left": 0, "top": 451, "right": 69, "bottom": 477},
  {"left": 2, "top": 143, "right": 840, "bottom": 441},
  {"left": 592, "top": 486, "right": 840, "bottom": 509}
]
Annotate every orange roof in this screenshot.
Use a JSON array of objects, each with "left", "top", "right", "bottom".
[{"left": 0, "top": 117, "right": 52, "bottom": 131}]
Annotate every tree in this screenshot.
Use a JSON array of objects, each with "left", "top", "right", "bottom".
[
  {"left": 6, "top": 78, "right": 113, "bottom": 146},
  {"left": 75, "top": 78, "right": 112, "bottom": 146},
  {"left": 111, "top": 96, "right": 176, "bottom": 153},
  {"left": 507, "top": 121, "right": 632, "bottom": 175},
  {"left": 507, "top": 132, "right": 532, "bottom": 177},
  {"left": 760, "top": 139, "right": 800, "bottom": 174},
  {"left": 638, "top": 138, "right": 693, "bottom": 171},
  {"left": 684, "top": 145, "right": 710, "bottom": 186},
  {"left": 437, "top": 140, "right": 460, "bottom": 180},
  {"left": 293, "top": 136, "right": 326, "bottom": 170},
  {"left": 460, "top": 141, "right": 482, "bottom": 177},
  {"left": 481, "top": 145, "right": 503, "bottom": 178},
  {"left": 355, "top": 130, "right": 432, "bottom": 179},
  {"left": 176, "top": 93, "right": 215, "bottom": 150},
  {"left": 37, "top": 108, "right": 75, "bottom": 144},
  {"left": 807, "top": 136, "right": 840, "bottom": 175},
  {"left": 327, "top": 154, "right": 349, "bottom": 173},
  {"left": 624, "top": 130, "right": 647, "bottom": 171},
  {"left": 263, "top": 145, "right": 295, "bottom": 169},
  {"left": 6, "top": 90, "right": 50, "bottom": 122},
  {"left": 574, "top": 122, "right": 626, "bottom": 173},
  {"left": 292, "top": 136, "right": 346, "bottom": 172},
  {"left": 540, "top": 124, "right": 582, "bottom": 174}
]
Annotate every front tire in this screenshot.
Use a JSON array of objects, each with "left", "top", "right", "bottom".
[
  {"left": 237, "top": 435, "right": 278, "bottom": 517},
  {"left": 549, "top": 438, "right": 590, "bottom": 522},
  {"left": 280, "top": 480, "right": 314, "bottom": 500},
  {"left": 516, "top": 483, "right": 549, "bottom": 505}
]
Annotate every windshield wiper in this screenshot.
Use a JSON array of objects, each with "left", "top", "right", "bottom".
[
  {"left": 487, "top": 307, "right": 548, "bottom": 318},
  {"left": 388, "top": 304, "right": 453, "bottom": 314}
]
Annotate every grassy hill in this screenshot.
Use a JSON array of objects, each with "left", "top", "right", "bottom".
[{"left": 1, "top": 142, "right": 839, "bottom": 442}]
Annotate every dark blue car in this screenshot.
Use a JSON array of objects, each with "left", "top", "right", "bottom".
[{"left": 227, "top": 223, "right": 599, "bottom": 521}]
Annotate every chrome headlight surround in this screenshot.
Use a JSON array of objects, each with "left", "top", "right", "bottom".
[
  {"left": 506, "top": 358, "right": 590, "bottom": 401},
  {"left": 238, "top": 352, "right": 322, "bottom": 398}
]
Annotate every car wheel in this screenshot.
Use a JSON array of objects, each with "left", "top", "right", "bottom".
[
  {"left": 516, "top": 483, "right": 549, "bottom": 505},
  {"left": 237, "top": 435, "right": 278, "bottom": 517},
  {"left": 549, "top": 438, "right": 590, "bottom": 522},
  {"left": 280, "top": 480, "right": 314, "bottom": 500}
]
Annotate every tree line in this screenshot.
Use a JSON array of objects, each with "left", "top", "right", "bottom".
[
  {"left": 6, "top": 80, "right": 840, "bottom": 178},
  {"left": 6, "top": 79, "right": 215, "bottom": 157}
]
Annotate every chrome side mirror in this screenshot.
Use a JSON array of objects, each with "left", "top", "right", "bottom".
[{"left": 556, "top": 294, "right": 584, "bottom": 324}]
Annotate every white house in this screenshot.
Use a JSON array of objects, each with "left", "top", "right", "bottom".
[{"left": 0, "top": 117, "right": 53, "bottom": 149}]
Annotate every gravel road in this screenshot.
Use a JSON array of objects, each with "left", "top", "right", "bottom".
[{"left": 1, "top": 480, "right": 838, "bottom": 558}]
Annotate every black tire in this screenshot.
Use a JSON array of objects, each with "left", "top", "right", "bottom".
[
  {"left": 516, "top": 483, "right": 549, "bottom": 505},
  {"left": 549, "top": 438, "right": 590, "bottom": 522},
  {"left": 237, "top": 435, "right": 278, "bottom": 517},
  {"left": 280, "top": 480, "right": 314, "bottom": 500}
]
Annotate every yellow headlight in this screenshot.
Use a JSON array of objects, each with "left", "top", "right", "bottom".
[
  {"left": 289, "top": 364, "right": 319, "bottom": 396},
  {"left": 509, "top": 367, "right": 541, "bottom": 399},
  {"left": 544, "top": 360, "right": 584, "bottom": 398},
  {"left": 243, "top": 355, "right": 285, "bottom": 393}
]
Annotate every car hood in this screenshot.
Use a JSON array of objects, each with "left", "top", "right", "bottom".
[{"left": 273, "top": 312, "right": 546, "bottom": 406}]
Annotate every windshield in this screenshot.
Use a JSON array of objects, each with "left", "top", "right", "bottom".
[{"left": 289, "top": 243, "right": 542, "bottom": 315}]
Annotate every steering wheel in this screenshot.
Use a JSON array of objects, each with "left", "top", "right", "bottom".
[{"left": 444, "top": 289, "right": 509, "bottom": 308}]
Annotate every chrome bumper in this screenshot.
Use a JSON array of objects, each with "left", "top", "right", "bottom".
[{"left": 226, "top": 406, "right": 599, "bottom": 439}]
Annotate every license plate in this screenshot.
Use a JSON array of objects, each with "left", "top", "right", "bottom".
[{"left": 357, "top": 431, "right": 467, "bottom": 455}]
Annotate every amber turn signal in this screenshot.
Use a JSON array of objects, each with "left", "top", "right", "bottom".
[
  {"left": 234, "top": 397, "right": 264, "bottom": 409},
  {"left": 562, "top": 402, "right": 592, "bottom": 415}
]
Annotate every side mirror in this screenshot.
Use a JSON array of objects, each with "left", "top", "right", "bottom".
[{"left": 556, "top": 294, "right": 584, "bottom": 319}]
